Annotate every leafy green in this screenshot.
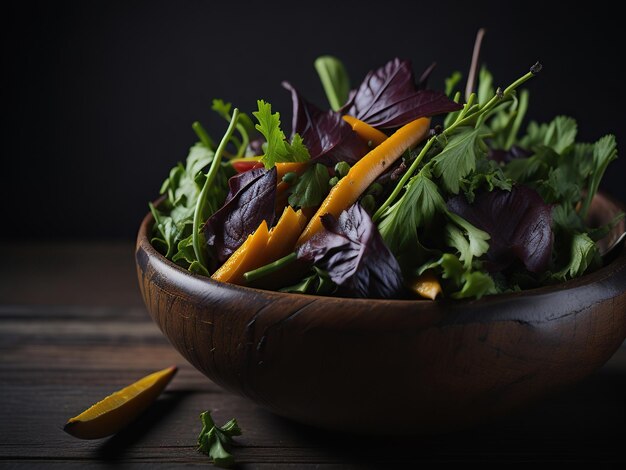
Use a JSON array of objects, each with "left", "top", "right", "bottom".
[
  {"left": 431, "top": 129, "right": 486, "bottom": 194},
  {"left": 378, "top": 167, "right": 446, "bottom": 255},
  {"left": 149, "top": 59, "right": 619, "bottom": 301},
  {"left": 288, "top": 163, "right": 329, "bottom": 208},
  {"left": 445, "top": 211, "right": 490, "bottom": 269},
  {"left": 288, "top": 133, "right": 311, "bottom": 162},
  {"left": 210, "top": 99, "right": 256, "bottom": 158},
  {"left": 418, "top": 253, "right": 496, "bottom": 299},
  {"left": 552, "top": 233, "right": 598, "bottom": 281},
  {"left": 520, "top": 116, "right": 578, "bottom": 154},
  {"left": 580, "top": 134, "right": 618, "bottom": 217},
  {"left": 149, "top": 203, "right": 178, "bottom": 258},
  {"left": 253, "top": 100, "right": 310, "bottom": 169},
  {"left": 452, "top": 270, "right": 497, "bottom": 299},
  {"left": 460, "top": 159, "right": 512, "bottom": 203},
  {"left": 197, "top": 411, "right": 241, "bottom": 468},
  {"left": 429, "top": 252, "right": 465, "bottom": 285},
  {"left": 150, "top": 143, "right": 228, "bottom": 267},
  {"left": 504, "top": 145, "right": 560, "bottom": 183},
  {"left": 314, "top": 55, "right": 350, "bottom": 111}
]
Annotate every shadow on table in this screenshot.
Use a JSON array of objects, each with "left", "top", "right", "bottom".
[
  {"left": 96, "top": 390, "right": 191, "bottom": 461},
  {"left": 257, "top": 371, "right": 626, "bottom": 465}
]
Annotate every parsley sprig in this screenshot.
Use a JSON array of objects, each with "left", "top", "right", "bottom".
[{"left": 197, "top": 411, "right": 242, "bottom": 468}]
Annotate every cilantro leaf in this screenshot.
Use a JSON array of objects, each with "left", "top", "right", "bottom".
[
  {"left": 253, "top": 100, "right": 310, "bottom": 168},
  {"left": 504, "top": 145, "right": 560, "bottom": 183},
  {"left": 435, "top": 253, "right": 465, "bottom": 285},
  {"left": 211, "top": 99, "right": 233, "bottom": 121},
  {"left": 285, "top": 133, "right": 310, "bottom": 163},
  {"left": 444, "top": 71, "right": 463, "bottom": 97},
  {"left": 520, "top": 116, "right": 578, "bottom": 154},
  {"left": 253, "top": 100, "right": 290, "bottom": 167},
  {"left": 419, "top": 253, "right": 496, "bottom": 299},
  {"left": 288, "top": 163, "right": 329, "bottom": 208},
  {"left": 197, "top": 411, "right": 241, "bottom": 468},
  {"left": 149, "top": 203, "right": 178, "bottom": 258},
  {"left": 447, "top": 186, "right": 553, "bottom": 273},
  {"left": 445, "top": 211, "right": 490, "bottom": 268},
  {"left": 432, "top": 128, "right": 485, "bottom": 194},
  {"left": 452, "top": 270, "right": 497, "bottom": 299},
  {"left": 581, "top": 134, "right": 618, "bottom": 216},
  {"left": 460, "top": 159, "right": 512, "bottom": 203},
  {"left": 552, "top": 233, "right": 598, "bottom": 281},
  {"left": 378, "top": 167, "right": 446, "bottom": 255}
]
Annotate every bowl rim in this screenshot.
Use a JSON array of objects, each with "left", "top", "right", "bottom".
[{"left": 136, "top": 193, "right": 626, "bottom": 306}]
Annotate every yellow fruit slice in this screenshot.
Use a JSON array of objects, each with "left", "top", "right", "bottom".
[
  {"left": 63, "top": 366, "right": 177, "bottom": 439},
  {"left": 408, "top": 271, "right": 442, "bottom": 300}
]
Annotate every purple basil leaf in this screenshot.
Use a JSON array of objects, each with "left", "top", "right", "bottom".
[
  {"left": 205, "top": 167, "right": 277, "bottom": 263},
  {"left": 224, "top": 166, "right": 264, "bottom": 204},
  {"left": 296, "top": 204, "right": 403, "bottom": 298},
  {"left": 343, "top": 58, "right": 462, "bottom": 129},
  {"left": 282, "top": 81, "right": 369, "bottom": 165},
  {"left": 447, "top": 186, "right": 553, "bottom": 273}
]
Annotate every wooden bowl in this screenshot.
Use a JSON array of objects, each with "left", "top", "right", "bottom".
[{"left": 135, "top": 194, "right": 626, "bottom": 434}]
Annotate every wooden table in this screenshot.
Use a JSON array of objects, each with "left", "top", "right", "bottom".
[{"left": 1, "top": 242, "right": 625, "bottom": 467}]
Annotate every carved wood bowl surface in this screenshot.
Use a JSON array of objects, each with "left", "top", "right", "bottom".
[{"left": 135, "top": 194, "right": 626, "bottom": 435}]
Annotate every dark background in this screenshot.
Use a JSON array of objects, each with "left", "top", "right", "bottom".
[{"left": 3, "top": 1, "right": 624, "bottom": 240}]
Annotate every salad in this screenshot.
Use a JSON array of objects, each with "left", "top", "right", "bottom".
[{"left": 149, "top": 52, "right": 620, "bottom": 300}]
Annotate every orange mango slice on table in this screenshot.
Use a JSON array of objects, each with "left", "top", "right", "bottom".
[{"left": 63, "top": 366, "right": 177, "bottom": 439}]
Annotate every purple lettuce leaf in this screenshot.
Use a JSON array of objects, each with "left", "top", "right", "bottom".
[
  {"left": 205, "top": 167, "right": 277, "bottom": 263},
  {"left": 282, "top": 81, "right": 370, "bottom": 165},
  {"left": 296, "top": 203, "right": 403, "bottom": 298},
  {"left": 343, "top": 58, "right": 462, "bottom": 129},
  {"left": 447, "top": 186, "right": 553, "bottom": 273}
]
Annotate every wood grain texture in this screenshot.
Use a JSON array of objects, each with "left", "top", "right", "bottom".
[
  {"left": 1, "top": 243, "right": 626, "bottom": 466},
  {"left": 136, "top": 194, "right": 626, "bottom": 434},
  {"left": 1, "top": 303, "right": 626, "bottom": 467}
]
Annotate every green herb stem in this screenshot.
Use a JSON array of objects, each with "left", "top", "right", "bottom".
[
  {"left": 192, "top": 121, "right": 215, "bottom": 150},
  {"left": 372, "top": 136, "right": 437, "bottom": 222},
  {"left": 192, "top": 109, "right": 240, "bottom": 272},
  {"left": 374, "top": 65, "right": 540, "bottom": 222},
  {"left": 505, "top": 89, "right": 529, "bottom": 150},
  {"left": 243, "top": 252, "right": 297, "bottom": 283},
  {"left": 235, "top": 123, "right": 249, "bottom": 158}
]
